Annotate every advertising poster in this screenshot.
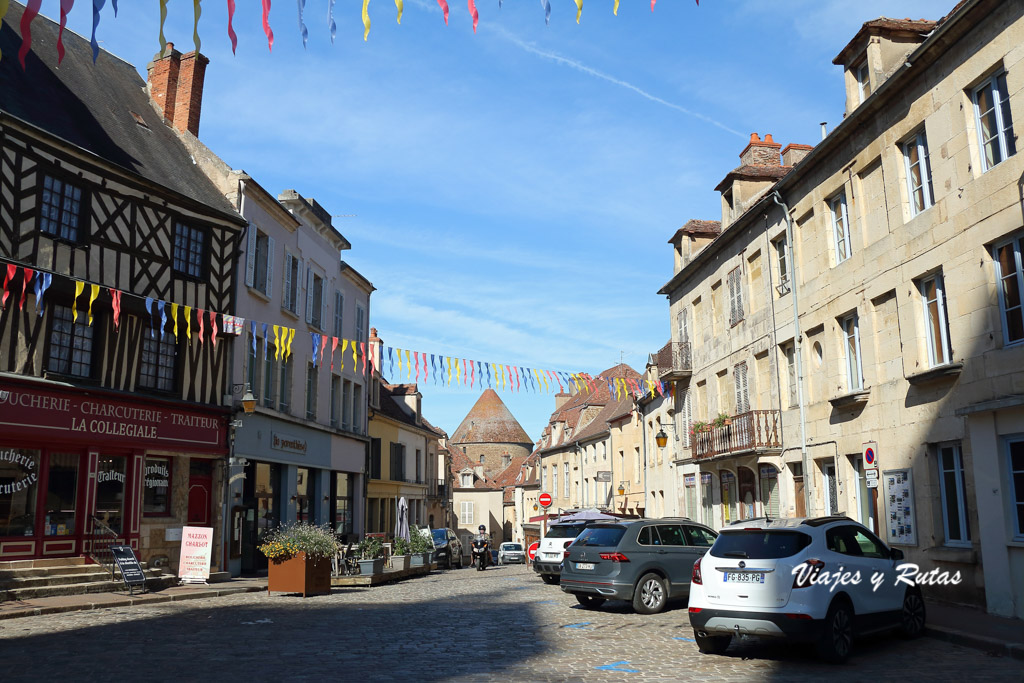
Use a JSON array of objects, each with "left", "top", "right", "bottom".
[
  {"left": 882, "top": 469, "right": 917, "bottom": 546},
  {"left": 179, "top": 526, "right": 214, "bottom": 583}
]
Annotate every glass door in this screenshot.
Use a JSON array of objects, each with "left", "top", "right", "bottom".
[
  {"left": 95, "top": 456, "right": 127, "bottom": 534},
  {"left": 44, "top": 453, "right": 79, "bottom": 538}
]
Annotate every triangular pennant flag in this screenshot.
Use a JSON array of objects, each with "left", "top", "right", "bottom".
[
  {"left": 446, "top": 356, "right": 453, "bottom": 385},
  {"left": 395, "top": 0, "right": 402, "bottom": 24},
  {"left": 90, "top": 0, "right": 106, "bottom": 64},
  {"left": 425, "top": 354, "right": 432, "bottom": 384},
  {"left": 262, "top": 323, "right": 269, "bottom": 360},
  {"left": 320, "top": 334, "right": 329, "bottom": 369},
  {"left": 18, "top": 0, "right": 41, "bottom": 71},
  {"left": 331, "top": 336, "right": 339, "bottom": 372},
  {"left": 57, "top": 0, "right": 74, "bottom": 65},
  {"left": 437, "top": 0, "right": 449, "bottom": 25},
  {"left": 87, "top": 284, "right": 99, "bottom": 325},
  {"left": 158, "top": 301, "right": 167, "bottom": 338},
  {"left": 362, "top": 0, "right": 370, "bottom": 40},
  {"left": 486, "top": 362, "right": 492, "bottom": 388},
  {"left": 455, "top": 358, "right": 462, "bottom": 385},
  {"left": 272, "top": 325, "right": 281, "bottom": 359},
  {"left": 209, "top": 310, "right": 219, "bottom": 348},
  {"left": 73, "top": 280, "right": 85, "bottom": 322},
  {"left": 470, "top": 360, "right": 475, "bottom": 389},
  {"left": 361, "top": 342, "right": 368, "bottom": 376},
  {"left": 358, "top": 340, "right": 363, "bottom": 371},
  {"left": 226, "top": 0, "right": 237, "bottom": 53},
  {"left": 18, "top": 268, "right": 33, "bottom": 311},
  {"left": 414, "top": 351, "right": 420, "bottom": 382},
  {"left": 396, "top": 348, "right": 404, "bottom": 377},
  {"left": 196, "top": 307, "right": 205, "bottom": 344},
  {"left": 341, "top": 339, "right": 349, "bottom": 371},
  {"left": 468, "top": 0, "right": 478, "bottom": 32},
  {"left": 170, "top": 302, "right": 179, "bottom": 340},
  {"left": 185, "top": 306, "right": 193, "bottom": 341},
  {"left": 1, "top": 264, "right": 15, "bottom": 310},
  {"left": 573, "top": 0, "right": 581, "bottom": 24},
  {"left": 286, "top": 327, "right": 295, "bottom": 359},
  {"left": 311, "top": 332, "right": 320, "bottom": 367},
  {"left": 251, "top": 320, "right": 257, "bottom": 357},
  {"left": 261, "top": 0, "right": 274, "bottom": 51}
]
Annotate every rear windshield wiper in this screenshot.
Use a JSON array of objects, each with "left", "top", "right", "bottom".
[{"left": 723, "top": 551, "right": 748, "bottom": 558}]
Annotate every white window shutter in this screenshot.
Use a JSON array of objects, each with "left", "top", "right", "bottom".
[
  {"left": 245, "top": 225, "right": 256, "bottom": 287},
  {"left": 266, "top": 236, "right": 274, "bottom": 295},
  {"left": 305, "top": 268, "right": 314, "bottom": 323},
  {"left": 321, "top": 280, "right": 327, "bottom": 330},
  {"left": 282, "top": 253, "right": 292, "bottom": 311}
]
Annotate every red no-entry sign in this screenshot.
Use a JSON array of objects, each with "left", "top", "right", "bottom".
[
  {"left": 539, "top": 492, "right": 552, "bottom": 508},
  {"left": 528, "top": 542, "right": 539, "bottom": 562}
]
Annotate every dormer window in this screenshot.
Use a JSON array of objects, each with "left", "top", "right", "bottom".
[
  {"left": 854, "top": 59, "right": 870, "bottom": 103},
  {"left": 461, "top": 473, "right": 473, "bottom": 487}
]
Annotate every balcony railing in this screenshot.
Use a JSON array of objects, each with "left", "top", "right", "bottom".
[
  {"left": 657, "top": 341, "right": 692, "bottom": 382},
  {"left": 693, "top": 410, "right": 781, "bottom": 459}
]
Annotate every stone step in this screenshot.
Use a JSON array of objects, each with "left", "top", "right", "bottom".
[
  {"left": 0, "top": 575, "right": 178, "bottom": 602},
  {"left": 208, "top": 571, "right": 231, "bottom": 583},
  {"left": 0, "top": 561, "right": 156, "bottom": 581},
  {"left": 0, "top": 557, "right": 87, "bottom": 570},
  {"left": 0, "top": 570, "right": 116, "bottom": 590}
]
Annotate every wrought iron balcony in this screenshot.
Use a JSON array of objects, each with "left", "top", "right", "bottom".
[
  {"left": 693, "top": 410, "right": 782, "bottom": 459},
  {"left": 657, "top": 341, "right": 692, "bottom": 383}
]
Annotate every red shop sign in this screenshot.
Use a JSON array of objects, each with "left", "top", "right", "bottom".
[{"left": 0, "top": 383, "right": 226, "bottom": 453}]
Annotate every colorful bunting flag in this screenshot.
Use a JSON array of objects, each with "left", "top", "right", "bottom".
[
  {"left": 540, "top": 0, "right": 550, "bottom": 25},
  {"left": 262, "top": 323, "right": 269, "bottom": 360},
  {"left": 573, "top": 0, "right": 581, "bottom": 24},
  {"left": 227, "top": 0, "right": 238, "bottom": 53},
  {"left": 90, "top": 0, "right": 105, "bottom": 63},
  {"left": 186, "top": 306, "right": 194, "bottom": 340},
  {"left": 158, "top": 0, "right": 168, "bottom": 52},
  {"left": 57, "top": 0, "right": 74, "bottom": 65},
  {"left": 170, "top": 302, "right": 179, "bottom": 339},
  {"left": 262, "top": 0, "right": 274, "bottom": 51},
  {"left": 1, "top": 264, "right": 14, "bottom": 310},
  {"left": 297, "top": 0, "right": 308, "bottom": 49},
  {"left": 209, "top": 310, "right": 218, "bottom": 347},
  {"left": 311, "top": 332, "right": 320, "bottom": 366},
  {"left": 192, "top": 0, "right": 203, "bottom": 53},
  {"left": 18, "top": 0, "right": 40, "bottom": 70},
  {"left": 430, "top": 354, "right": 436, "bottom": 384},
  {"left": 35, "top": 272, "right": 51, "bottom": 317},
  {"left": 320, "top": 334, "right": 329, "bottom": 368},
  {"left": 403, "top": 348, "right": 409, "bottom": 379},
  {"left": 341, "top": 339, "right": 348, "bottom": 371},
  {"left": 87, "top": 284, "right": 99, "bottom": 325},
  {"left": 446, "top": 356, "right": 453, "bottom": 385},
  {"left": 395, "top": 0, "right": 402, "bottom": 24},
  {"left": 467, "top": 0, "right": 478, "bottom": 32},
  {"left": 328, "top": 0, "right": 337, "bottom": 43},
  {"left": 613, "top": 0, "right": 618, "bottom": 15},
  {"left": 361, "top": 342, "right": 367, "bottom": 376},
  {"left": 73, "top": 281, "right": 85, "bottom": 322},
  {"left": 272, "top": 325, "right": 281, "bottom": 359},
  {"left": 414, "top": 350, "right": 420, "bottom": 382},
  {"left": 331, "top": 336, "right": 339, "bottom": 372},
  {"left": 361, "top": 0, "right": 370, "bottom": 41},
  {"left": 19, "top": 268, "right": 33, "bottom": 310},
  {"left": 396, "top": 347, "right": 403, "bottom": 376},
  {"left": 158, "top": 301, "right": 167, "bottom": 338},
  {"left": 251, "top": 321, "right": 258, "bottom": 357},
  {"left": 286, "top": 327, "right": 295, "bottom": 359},
  {"left": 437, "top": 0, "right": 449, "bottom": 25}
]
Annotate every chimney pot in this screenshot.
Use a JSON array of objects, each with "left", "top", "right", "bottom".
[
  {"left": 171, "top": 51, "right": 210, "bottom": 137},
  {"left": 739, "top": 132, "right": 782, "bottom": 166},
  {"left": 764, "top": 133, "right": 775, "bottom": 144},
  {"left": 749, "top": 132, "right": 761, "bottom": 143}
]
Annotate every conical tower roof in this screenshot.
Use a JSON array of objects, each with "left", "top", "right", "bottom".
[{"left": 451, "top": 389, "right": 532, "bottom": 445}]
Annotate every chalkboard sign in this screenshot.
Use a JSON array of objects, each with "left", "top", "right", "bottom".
[{"left": 110, "top": 545, "right": 147, "bottom": 592}]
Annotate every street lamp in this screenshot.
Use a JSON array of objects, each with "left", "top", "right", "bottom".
[
  {"left": 617, "top": 482, "right": 626, "bottom": 497},
  {"left": 655, "top": 429, "right": 668, "bottom": 449}
]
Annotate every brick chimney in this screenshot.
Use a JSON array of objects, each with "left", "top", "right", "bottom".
[
  {"left": 782, "top": 143, "right": 814, "bottom": 167},
  {"left": 739, "top": 133, "right": 782, "bottom": 166},
  {"left": 172, "top": 51, "right": 210, "bottom": 137},
  {"left": 146, "top": 43, "right": 181, "bottom": 124}
]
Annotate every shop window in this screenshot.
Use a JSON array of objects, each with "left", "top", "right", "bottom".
[
  {"left": 0, "top": 448, "right": 40, "bottom": 537},
  {"left": 95, "top": 456, "right": 126, "bottom": 534},
  {"left": 332, "top": 472, "right": 353, "bottom": 537},
  {"left": 296, "top": 468, "right": 310, "bottom": 523},
  {"left": 143, "top": 456, "right": 172, "bottom": 516},
  {"left": 139, "top": 332, "right": 176, "bottom": 392},
  {"left": 45, "top": 453, "right": 79, "bottom": 535},
  {"left": 47, "top": 304, "right": 95, "bottom": 378},
  {"left": 39, "top": 174, "right": 86, "bottom": 242},
  {"left": 173, "top": 222, "right": 205, "bottom": 278}
]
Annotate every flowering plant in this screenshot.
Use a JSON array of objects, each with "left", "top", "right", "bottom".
[
  {"left": 713, "top": 413, "right": 731, "bottom": 428},
  {"left": 690, "top": 420, "right": 708, "bottom": 436},
  {"left": 259, "top": 523, "right": 338, "bottom": 561},
  {"left": 393, "top": 536, "right": 412, "bottom": 556}
]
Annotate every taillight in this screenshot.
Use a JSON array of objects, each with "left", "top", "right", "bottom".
[
  {"left": 563, "top": 540, "right": 574, "bottom": 559},
  {"left": 792, "top": 559, "right": 825, "bottom": 589},
  {"left": 688, "top": 607, "right": 702, "bottom": 614},
  {"left": 598, "top": 552, "right": 630, "bottom": 562},
  {"left": 692, "top": 556, "right": 703, "bottom": 585}
]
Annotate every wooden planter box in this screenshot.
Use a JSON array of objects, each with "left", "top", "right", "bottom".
[
  {"left": 357, "top": 558, "right": 385, "bottom": 575},
  {"left": 410, "top": 552, "right": 431, "bottom": 567},
  {"left": 392, "top": 554, "right": 411, "bottom": 571},
  {"left": 267, "top": 552, "right": 332, "bottom": 597}
]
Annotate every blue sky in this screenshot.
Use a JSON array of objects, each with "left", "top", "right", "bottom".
[{"left": 60, "top": 0, "right": 940, "bottom": 440}]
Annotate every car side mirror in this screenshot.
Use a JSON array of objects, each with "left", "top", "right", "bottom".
[{"left": 890, "top": 548, "right": 904, "bottom": 561}]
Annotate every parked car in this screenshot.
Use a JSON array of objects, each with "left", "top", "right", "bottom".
[
  {"left": 498, "top": 542, "right": 526, "bottom": 564},
  {"left": 560, "top": 518, "right": 718, "bottom": 614},
  {"left": 687, "top": 516, "right": 925, "bottom": 663},
  {"left": 428, "top": 527, "right": 464, "bottom": 569},
  {"left": 533, "top": 522, "right": 590, "bottom": 584}
]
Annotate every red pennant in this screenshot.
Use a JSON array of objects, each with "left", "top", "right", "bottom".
[
  {"left": 197, "top": 308, "right": 205, "bottom": 344},
  {"left": 110, "top": 289, "right": 122, "bottom": 329},
  {"left": 19, "top": 269, "right": 34, "bottom": 310},
  {"left": 18, "top": 0, "right": 42, "bottom": 71},
  {"left": 1, "top": 264, "right": 15, "bottom": 309},
  {"left": 414, "top": 351, "right": 420, "bottom": 382},
  {"left": 467, "top": 0, "right": 478, "bottom": 32},
  {"left": 436, "top": 0, "right": 449, "bottom": 24},
  {"left": 209, "top": 310, "right": 218, "bottom": 347},
  {"left": 361, "top": 342, "right": 368, "bottom": 376},
  {"left": 470, "top": 360, "right": 475, "bottom": 389},
  {"left": 331, "top": 336, "right": 338, "bottom": 372}
]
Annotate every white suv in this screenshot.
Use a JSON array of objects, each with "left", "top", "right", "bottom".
[{"left": 687, "top": 516, "right": 926, "bottom": 663}]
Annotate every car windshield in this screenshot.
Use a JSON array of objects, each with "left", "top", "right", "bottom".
[
  {"left": 502, "top": 544, "right": 523, "bottom": 551},
  {"left": 709, "top": 530, "right": 812, "bottom": 559},
  {"left": 545, "top": 524, "right": 586, "bottom": 539},
  {"left": 431, "top": 529, "right": 447, "bottom": 543},
  {"left": 574, "top": 526, "right": 626, "bottom": 547}
]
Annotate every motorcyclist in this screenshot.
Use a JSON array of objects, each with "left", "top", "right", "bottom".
[{"left": 472, "top": 524, "right": 490, "bottom": 569}]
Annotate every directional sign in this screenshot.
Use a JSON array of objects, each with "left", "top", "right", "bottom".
[
  {"left": 539, "top": 492, "right": 552, "bottom": 508},
  {"left": 528, "top": 541, "right": 540, "bottom": 562}
]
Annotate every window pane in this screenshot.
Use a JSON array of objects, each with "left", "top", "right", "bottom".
[
  {"left": 0, "top": 448, "right": 41, "bottom": 536},
  {"left": 143, "top": 457, "right": 172, "bottom": 515},
  {"left": 95, "top": 456, "right": 126, "bottom": 534},
  {"left": 44, "top": 453, "right": 78, "bottom": 536},
  {"left": 943, "top": 469, "right": 963, "bottom": 541}
]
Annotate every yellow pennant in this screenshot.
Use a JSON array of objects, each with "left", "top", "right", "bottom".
[
  {"left": 613, "top": 0, "right": 618, "bottom": 14},
  {"left": 395, "top": 0, "right": 403, "bottom": 24},
  {"left": 184, "top": 306, "right": 193, "bottom": 340},
  {"left": 540, "top": 369, "right": 549, "bottom": 393},
  {"left": 446, "top": 356, "right": 453, "bottom": 385},
  {"left": 87, "top": 284, "right": 99, "bottom": 325},
  {"left": 286, "top": 328, "right": 295, "bottom": 359},
  {"left": 455, "top": 359, "right": 462, "bottom": 385},
  {"left": 499, "top": 364, "right": 506, "bottom": 390},
  {"left": 397, "top": 348, "right": 404, "bottom": 376},
  {"left": 170, "top": 303, "right": 179, "bottom": 340},
  {"left": 574, "top": 0, "right": 582, "bottom": 23},
  {"left": 273, "top": 325, "right": 281, "bottom": 360},
  {"left": 404, "top": 348, "right": 411, "bottom": 380},
  {"left": 341, "top": 340, "right": 349, "bottom": 371},
  {"left": 362, "top": 0, "right": 371, "bottom": 41},
  {"left": 72, "top": 281, "right": 84, "bottom": 322}
]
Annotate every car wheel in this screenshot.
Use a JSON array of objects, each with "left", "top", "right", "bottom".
[
  {"left": 817, "top": 599, "right": 854, "bottom": 664},
  {"left": 633, "top": 573, "right": 667, "bottom": 614},
  {"left": 575, "top": 594, "right": 606, "bottom": 610},
  {"left": 899, "top": 589, "right": 926, "bottom": 639},
  {"left": 694, "top": 631, "right": 731, "bottom": 655},
  {"left": 443, "top": 554, "right": 451, "bottom": 570},
  {"left": 541, "top": 574, "right": 560, "bottom": 585}
]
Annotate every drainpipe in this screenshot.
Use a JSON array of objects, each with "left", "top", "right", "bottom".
[{"left": 771, "top": 191, "right": 815, "bottom": 516}]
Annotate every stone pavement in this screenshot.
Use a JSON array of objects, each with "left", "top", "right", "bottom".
[{"left": 0, "top": 564, "right": 1019, "bottom": 681}]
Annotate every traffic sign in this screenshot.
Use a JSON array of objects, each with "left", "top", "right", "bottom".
[
  {"left": 539, "top": 492, "right": 552, "bottom": 508},
  {"left": 866, "top": 477, "right": 879, "bottom": 489},
  {"left": 527, "top": 541, "right": 539, "bottom": 562},
  {"left": 865, "top": 469, "right": 878, "bottom": 480},
  {"left": 863, "top": 442, "right": 878, "bottom": 469}
]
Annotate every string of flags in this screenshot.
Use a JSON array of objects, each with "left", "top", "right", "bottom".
[
  {"left": 0, "top": 0, "right": 699, "bottom": 68},
  {"left": 0, "top": 259, "right": 670, "bottom": 401}
]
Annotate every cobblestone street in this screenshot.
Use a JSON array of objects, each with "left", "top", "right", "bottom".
[{"left": 0, "top": 564, "right": 1019, "bottom": 681}]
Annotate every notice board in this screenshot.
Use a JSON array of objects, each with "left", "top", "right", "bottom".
[{"left": 882, "top": 468, "right": 917, "bottom": 546}]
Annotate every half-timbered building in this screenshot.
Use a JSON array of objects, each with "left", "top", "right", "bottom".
[{"left": 0, "top": 4, "right": 245, "bottom": 572}]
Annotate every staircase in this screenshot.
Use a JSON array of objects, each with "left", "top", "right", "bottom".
[{"left": 0, "top": 557, "right": 178, "bottom": 602}]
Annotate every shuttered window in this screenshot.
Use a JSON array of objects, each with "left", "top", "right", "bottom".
[
  {"left": 759, "top": 465, "right": 779, "bottom": 518},
  {"left": 734, "top": 362, "right": 749, "bottom": 414},
  {"left": 461, "top": 501, "right": 474, "bottom": 525},
  {"left": 334, "top": 291, "right": 344, "bottom": 337},
  {"left": 246, "top": 225, "right": 273, "bottom": 296},
  {"left": 727, "top": 267, "right": 744, "bottom": 326}
]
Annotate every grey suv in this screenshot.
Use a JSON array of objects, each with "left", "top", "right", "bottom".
[{"left": 560, "top": 519, "right": 718, "bottom": 614}]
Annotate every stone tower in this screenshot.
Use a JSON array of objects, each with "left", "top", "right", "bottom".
[{"left": 450, "top": 389, "right": 533, "bottom": 480}]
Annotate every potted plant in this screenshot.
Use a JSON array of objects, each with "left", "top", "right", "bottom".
[
  {"left": 690, "top": 420, "right": 709, "bottom": 436},
  {"left": 410, "top": 529, "right": 433, "bottom": 568},
  {"left": 357, "top": 536, "right": 385, "bottom": 575},
  {"left": 713, "top": 412, "right": 732, "bottom": 429},
  {"left": 392, "top": 536, "right": 412, "bottom": 571},
  {"left": 260, "top": 523, "right": 336, "bottom": 597}
]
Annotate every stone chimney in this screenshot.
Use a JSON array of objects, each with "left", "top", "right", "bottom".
[
  {"left": 146, "top": 43, "right": 209, "bottom": 137},
  {"left": 782, "top": 143, "right": 814, "bottom": 167},
  {"left": 554, "top": 392, "right": 571, "bottom": 410},
  {"left": 739, "top": 133, "right": 782, "bottom": 166},
  {"left": 146, "top": 43, "right": 181, "bottom": 124}
]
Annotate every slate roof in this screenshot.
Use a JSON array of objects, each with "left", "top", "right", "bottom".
[
  {"left": 451, "top": 389, "right": 532, "bottom": 445},
  {"left": 0, "top": 2, "right": 239, "bottom": 220},
  {"left": 714, "top": 165, "right": 794, "bottom": 193}
]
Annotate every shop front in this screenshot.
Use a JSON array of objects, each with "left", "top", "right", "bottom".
[
  {"left": 231, "top": 414, "right": 365, "bottom": 576},
  {"left": 0, "top": 379, "right": 226, "bottom": 563}
]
